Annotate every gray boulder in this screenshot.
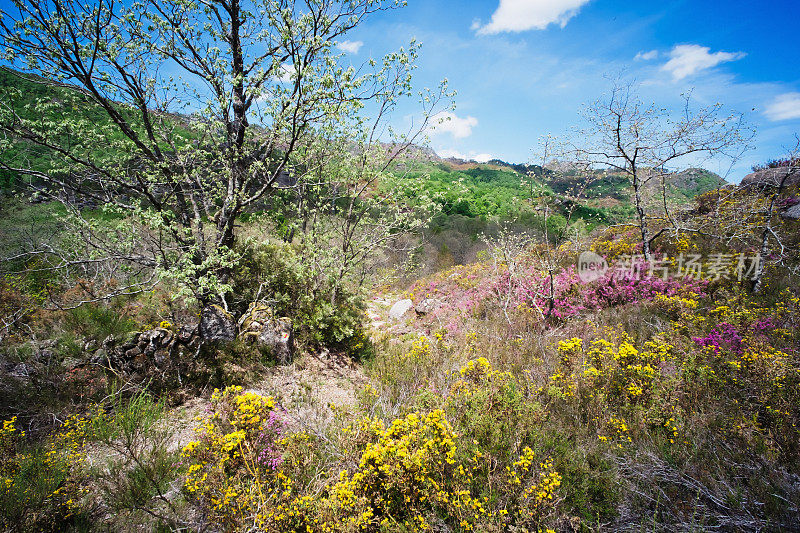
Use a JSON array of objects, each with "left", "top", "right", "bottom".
[
  {"left": 388, "top": 299, "right": 414, "bottom": 320},
  {"left": 782, "top": 203, "right": 800, "bottom": 220},
  {"left": 199, "top": 305, "right": 236, "bottom": 342},
  {"left": 239, "top": 303, "right": 295, "bottom": 363},
  {"left": 740, "top": 167, "right": 800, "bottom": 189}
]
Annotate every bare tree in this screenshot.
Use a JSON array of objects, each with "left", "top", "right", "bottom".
[{"left": 567, "top": 82, "right": 752, "bottom": 261}]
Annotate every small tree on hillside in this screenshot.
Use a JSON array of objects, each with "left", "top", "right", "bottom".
[
  {"left": 567, "top": 82, "right": 751, "bottom": 261},
  {"left": 0, "top": 0, "right": 430, "bottom": 308}
]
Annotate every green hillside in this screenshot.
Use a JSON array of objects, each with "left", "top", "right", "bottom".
[{"left": 0, "top": 67, "right": 196, "bottom": 190}]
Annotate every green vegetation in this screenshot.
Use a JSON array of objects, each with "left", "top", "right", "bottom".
[
  {"left": 0, "top": 0, "right": 796, "bottom": 530},
  {"left": 0, "top": 68, "right": 198, "bottom": 191}
]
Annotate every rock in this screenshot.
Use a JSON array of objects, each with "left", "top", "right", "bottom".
[
  {"left": 120, "top": 331, "right": 142, "bottom": 350},
  {"left": 238, "top": 303, "right": 294, "bottom": 363},
  {"left": 782, "top": 203, "right": 800, "bottom": 220},
  {"left": 388, "top": 299, "right": 414, "bottom": 320},
  {"left": 740, "top": 167, "right": 800, "bottom": 189},
  {"left": 199, "top": 305, "right": 236, "bottom": 342},
  {"left": 125, "top": 347, "right": 142, "bottom": 359},
  {"left": 177, "top": 323, "right": 198, "bottom": 344},
  {"left": 153, "top": 349, "right": 170, "bottom": 367},
  {"left": 103, "top": 334, "right": 116, "bottom": 349},
  {"left": 90, "top": 349, "right": 108, "bottom": 365},
  {"left": 139, "top": 328, "right": 173, "bottom": 356},
  {"left": 62, "top": 357, "right": 81, "bottom": 370},
  {"left": 415, "top": 298, "right": 443, "bottom": 315},
  {"left": 258, "top": 317, "right": 294, "bottom": 363}
]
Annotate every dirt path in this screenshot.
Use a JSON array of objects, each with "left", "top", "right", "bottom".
[{"left": 163, "top": 294, "right": 410, "bottom": 446}]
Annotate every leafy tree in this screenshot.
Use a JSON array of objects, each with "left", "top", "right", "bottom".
[{"left": 0, "top": 0, "right": 426, "bottom": 307}]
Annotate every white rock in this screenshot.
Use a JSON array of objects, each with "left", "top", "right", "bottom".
[{"left": 388, "top": 299, "right": 414, "bottom": 320}]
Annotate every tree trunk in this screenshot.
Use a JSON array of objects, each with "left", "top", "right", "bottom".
[{"left": 632, "top": 172, "right": 651, "bottom": 261}]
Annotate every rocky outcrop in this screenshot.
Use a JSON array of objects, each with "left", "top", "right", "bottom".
[
  {"left": 238, "top": 303, "right": 295, "bottom": 363},
  {"left": 98, "top": 325, "right": 199, "bottom": 375},
  {"left": 199, "top": 305, "right": 236, "bottom": 342},
  {"left": 740, "top": 167, "right": 800, "bottom": 189}
]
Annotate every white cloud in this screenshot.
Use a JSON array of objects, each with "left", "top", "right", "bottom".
[
  {"left": 275, "top": 64, "right": 296, "bottom": 83},
  {"left": 477, "top": 0, "right": 592, "bottom": 34},
  {"left": 660, "top": 44, "right": 745, "bottom": 80},
  {"left": 436, "top": 148, "right": 493, "bottom": 162},
  {"left": 336, "top": 40, "right": 364, "bottom": 54},
  {"left": 764, "top": 92, "right": 800, "bottom": 121},
  {"left": 634, "top": 49, "right": 658, "bottom": 61},
  {"left": 427, "top": 111, "right": 478, "bottom": 139}
]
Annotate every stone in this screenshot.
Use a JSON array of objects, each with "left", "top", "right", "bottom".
[
  {"left": 414, "top": 298, "right": 443, "bottom": 315},
  {"left": 388, "top": 299, "right": 414, "bottom": 320},
  {"left": 125, "top": 347, "right": 142, "bottom": 359},
  {"left": 139, "top": 328, "right": 173, "bottom": 355},
  {"left": 199, "top": 305, "right": 236, "bottom": 342},
  {"left": 62, "top": 357, "right": 81, "bottom": 370},
  {"left": 238, "top": 303, "right": 294, "bottom": 363},
  {"left": 153, "top": 349, "right": 170, "bottom": 367},
  {"left": 90, "top": 349, "right": 108, "bottom": 365},
  {"left": 257, "top": 317, "right": 294, "bottom": 364},
  {"left": 740, "top": 167, "right": 800, "bottom": 189},
  {"left": 103, "top": 334, "right": 116, "bottom": 349},
  {"left": 177, "top": 323, "right": 198, "bottom": 344},
  {"left": 782, "top": 203, "right": 800, "bottom": 220},
  {"left": 120, "top": 331, "right": 142, "bottom": 350}
]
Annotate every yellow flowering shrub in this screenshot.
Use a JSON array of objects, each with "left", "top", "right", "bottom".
[
  {"left": 183, "top": 379, "right": 562, "bottom": 532},
  {"left": 322, "top": 408, "right": 560, "bottom": 532},
  {"left": 550, "top": 333, "right": 674, "bottom": 409},
  {"left": 0, "top": 416, "right": 88, "bottom": 530},
  {"left": 181, "top": 386, "right": 296, "bottom": 531}
]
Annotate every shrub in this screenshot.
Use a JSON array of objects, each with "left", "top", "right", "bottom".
[
  {"left": 182, "top": 385, "right": 563, "bottom": 532},
  {"left": 0, "top": 417, "right": 88, "bottom": 531},
  {"left": 232, "top": 243, "right": 368, "bottom": 356},
  {"left": 86, "top": 390, "right": 183, "bottom": 526},
  {"left": 181, "top": 386, "right": 292, "bottom": 530},
  {"left": 62, "top": 302, "right": 140, "bottom": 340}
]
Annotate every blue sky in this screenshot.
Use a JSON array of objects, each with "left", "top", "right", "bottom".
[{"left": 338, "top": 0, "right": 800, "bottom": 181}]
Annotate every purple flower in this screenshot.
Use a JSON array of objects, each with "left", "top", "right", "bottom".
[{"left": 693, "top": 323, "right": 744, "bottom": 355}]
